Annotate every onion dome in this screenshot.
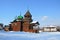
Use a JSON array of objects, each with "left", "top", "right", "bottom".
[{"left": 17, "top": 15, "right": 23, "bottom": 20}]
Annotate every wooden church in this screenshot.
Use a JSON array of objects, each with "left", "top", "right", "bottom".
[{"left": 9, "top": 10, "right": 39, "bottom": 33}]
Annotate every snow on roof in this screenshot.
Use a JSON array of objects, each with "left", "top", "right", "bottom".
[
  {"left": 43, "top": 25, "right": 57, "bottom": 27},
  {"left": 31, "top": 21, "right": 38, "bottom": 23}
]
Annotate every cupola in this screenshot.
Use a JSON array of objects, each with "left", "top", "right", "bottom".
[
  {"left": 17, "top": 15, "right": 23, "bottom": 20},
  {"left": 24, "top": 10, "right": 32, "bottom": 17}
]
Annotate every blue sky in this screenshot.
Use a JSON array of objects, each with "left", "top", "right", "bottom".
[{"left": 0, "top": 0, "right": 60, "bottom": 26}]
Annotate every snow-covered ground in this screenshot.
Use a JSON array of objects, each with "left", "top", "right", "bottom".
[{"left": 0, "top": 31, "right": 60, "bottom": 40}]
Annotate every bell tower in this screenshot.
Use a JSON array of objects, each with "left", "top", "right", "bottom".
[
  {"left": 23, "top": 10, "right": 33, "bottom": 32},
  {"left": 24, "top": 10, "right": 33, "bottom": 22}
]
